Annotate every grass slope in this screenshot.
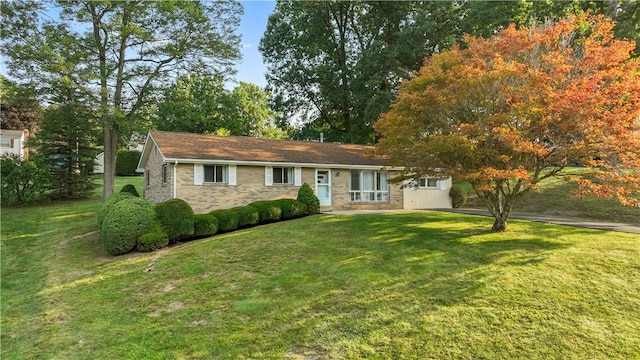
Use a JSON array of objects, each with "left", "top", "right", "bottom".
[
  {"left": 2, "top": 197, "right": 639, "bottom": 359},
  {"left": 459, "top": 167, "right": 640, "bottom": 226}
]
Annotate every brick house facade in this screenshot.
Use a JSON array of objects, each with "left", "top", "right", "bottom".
[{"left": 138, "top": 131, "right": 449, "bottom": 214}]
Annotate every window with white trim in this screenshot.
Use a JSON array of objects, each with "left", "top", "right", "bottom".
[
  {"left": 349, "top": 170, "right": 389, "bottom": 202},
  {"left": 0, "top": 138, "right": 13, "bottom": 148},
  {"left": 419, "top": 178, "right": 439, "bottom": 188},
  {"left": 273, "top": 167, "right": 293, "bottom": 184},
  {"left": 204, "top": 165, "right": 227, "bottom": 183}
]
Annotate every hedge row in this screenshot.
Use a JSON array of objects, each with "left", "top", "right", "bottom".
[{"left": 99, "top": 183, "right": 320, "bottom": 256}]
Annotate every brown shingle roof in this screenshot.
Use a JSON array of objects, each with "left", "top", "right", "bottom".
[{"left": 148, "top": 131, "right": 387, "bottom": 167}]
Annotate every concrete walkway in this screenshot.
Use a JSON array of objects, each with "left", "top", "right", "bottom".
[{"left": 323, "top": 208, "right": 640, "bottom": 234}]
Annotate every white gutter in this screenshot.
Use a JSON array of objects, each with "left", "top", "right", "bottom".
[
  {"left": 159, "top": 157, "right": 403, "bottom": 171},
  {"left": 173, "top": 160, "right": 178, "bottom": 199}
]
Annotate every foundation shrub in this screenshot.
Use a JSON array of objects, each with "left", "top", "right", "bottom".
[
  {"left": 297, "top": 183, "right": 320, "bottom": 214},
  {"left": 449, "top": 184, "right": 468, "bottom": 208},
  {"left": 249, "top": 200, "right": 282, "bottom": 223},
  {"left": 277, "top": 199, "right": 308, "bottom": 219},
  {"left": 231, "top": 205, "right": 260, "bottom": 228},
  {"left": 137, "top": 221, "right": 169, "bottom": 252},
  {"left": 101, "top": 197, "right": 155, "bottom": 256},
  {"left": 194, "top": 213, "right": 219, "bottom": 237},
  {"left": 119, "top": 184, "right": 140, "bottom": 197},
  {"left": 154, "top": 199, "right": 194, "bottom": 243},
  {"left": 209, "top": 209, "right": 239, "bottom": 232},
  {"left": 98, "top": 192, "right": 134, "bottom": 229}
]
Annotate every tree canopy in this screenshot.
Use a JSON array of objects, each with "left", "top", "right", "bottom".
[
  {"left": 375, "top": 14, "right": 640, "bottom": 231},
  {"left": 155, "top": 75, "right": 286, "bottom": 138},
  {"left": 260, "top": 1, "right": 458, "bottom": 144},
  {"left": 1, "top": 0, "right": 242, "bottom": 198},
  {"left": 261, "top": 1, "right": 639, "bottom": 145},
  {"left": 0, "top": 75, "right": 42, "bottom": 133}
]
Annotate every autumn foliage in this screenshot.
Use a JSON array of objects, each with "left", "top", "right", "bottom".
[{"left": 375, "top": 14, "right": 640, "bottom": 231}]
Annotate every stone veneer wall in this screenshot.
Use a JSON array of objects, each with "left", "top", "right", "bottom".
[{"left": 143, "top": 144, "right": 172, "bottom": 204}]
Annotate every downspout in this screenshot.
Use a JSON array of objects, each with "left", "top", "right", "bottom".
[{"left": 173, "top": 160, "right": 178, "bottom": 199}]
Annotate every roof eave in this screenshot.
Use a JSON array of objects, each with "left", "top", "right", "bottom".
[{"left": 159, "top": 157, "right": 403, "bottom": 171}]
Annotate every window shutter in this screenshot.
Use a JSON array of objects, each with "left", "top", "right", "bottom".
[
  {"left": 294, "top": 167, "right": 302, "bottom": 186},
  {"left": 194, "top": 164, "right": 204, "bottom": 185},
  {"left": 10, "top": 139, "right": 14, "bottom": 148},
  {"left": 265, "top": 166, "right": 273, "bottom": 186},
  {"left": 228, "top": 165, "right": 237, "bottom": 186}
]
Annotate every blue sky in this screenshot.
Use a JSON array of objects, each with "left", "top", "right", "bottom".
[{"left": 232, "top": 1, "right": 276, "bottom": 89}]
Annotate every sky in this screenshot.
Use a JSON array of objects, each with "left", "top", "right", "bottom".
[{"left": 231, "top": 1, "right": 277, "bottom": 89}]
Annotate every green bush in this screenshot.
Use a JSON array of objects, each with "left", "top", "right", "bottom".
[
  {"left": 297, "top": 183, "right": 320, "bottom": 214},
  {"left": 194, "top": 214, "right": 219, "bottom": 237},
  {"left": 137, "top": 221, "right": 169, "bottom": 252},
  {"left": 115, "top": 149, "right": 142, "bottom": 176},
  {"left": 98, "top": 192, "right": 135, "bottom": 229},
  {"left": 209, "top": 209, "right": 239, "bottom": 232},
  {"left": 230, "top": 205, "right": 260, "bottom": 228},
  {"left": 249, "top": 200, "right": 282, "bottom": 222},
  {"left": 101, "top": 197, "right": 155, "bottom": 256},
  {"left": 1, "top": 154, "right": 51, "bottom": 206},
  {"left": 119, "top": 184, "right": 140, "bottom": 197},
  {"left": 154, "top": 199, "right": 195, "bottom": 243},
  {"left": 449, "top": 184, "right": 468, "bottom": 208},
  {"left": 277, "top": 199, "right": 308, "bottom": 219}
]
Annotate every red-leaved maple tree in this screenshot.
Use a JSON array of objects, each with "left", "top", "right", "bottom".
[{"left": 375, "top": 14, "right": 640, "bottom": 231}]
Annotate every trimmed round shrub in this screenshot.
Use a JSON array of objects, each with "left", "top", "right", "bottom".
[
  {"left": 209, "top": 209, "right": 239, "bottom": 232},
  {"left": 137, "top": 221, "right": 169, "bottom": 252},
  {"left": 115, "top": 149, "right": 142, "bottom": 176},
  {"left": 297, "top": 183, "right": 320, "bottom": 214},
  {"left": 194, "top": 213, "right": 219, "bottom": 237},
  {"left": 249, "top": 200, "right": 282, "bottom": 222},
  {"left": 120, "top": 184, "right": 140, "bottom": 197},
  {"left": 277, "top": 199, "right": 308, "bottom": 219},
  {"left": 98, "top": 192, "right": 134, "bottom": 229},
  {"left": 449, "top": 184, "right": 468, "bottom": 208},
  {"left": 101, "top": 197, "right": 155, "bottom": 256},
  {"left": 231, "top": 205, "right": 260, "bottom": 228},
  {"left": 154, "top": 199, "right": 195, "bottom": 243}
]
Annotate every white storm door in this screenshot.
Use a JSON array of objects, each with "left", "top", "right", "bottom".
[{"left": 316, "top": 170, "right": 331, "bottom": 206}]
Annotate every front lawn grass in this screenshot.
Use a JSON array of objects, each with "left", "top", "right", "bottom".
[{"left": 2, "top": 201, "right": 639, "bottom": 359}]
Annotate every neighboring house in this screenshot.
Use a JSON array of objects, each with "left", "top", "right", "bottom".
[
  {"left": 0, "top": 129, "right": 29, "bottom": 160},
  {"left": 94, "top": 152, "right": 105, "bottom": 174},
  {"left": 137, "top": 131, "right": 452, "bottom": 214},
  {"left": 94, "top": 138, "right": 145, "bottom": 174}
]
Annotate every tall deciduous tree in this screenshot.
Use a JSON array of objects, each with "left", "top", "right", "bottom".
[
  {"left": 1, "top": 0, "right": 242, "bottom": 198},
  {"left": 459, "top": 0, "right": 640, "bottom": 53},
  {"left": 156, "top": 74, "right": 228, "bottom": 134},
  {"left": 156, "top": 75, "right": 286, "bottom": 138},
  {"left": 260, "top": 1, "right": 459, "bottom": 144},
  {"left": 375, "top": 14, "right": 640, "bottom": 231}
]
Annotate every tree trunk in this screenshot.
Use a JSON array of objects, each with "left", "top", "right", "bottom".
[
  {"left": 102, "top": 125, "right": 118, "bottom": 199},
  {"left": 492, "top": 211, "right": 509, "bottom": 232}
]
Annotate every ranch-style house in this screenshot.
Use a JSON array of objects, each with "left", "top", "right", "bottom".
[{"left": 137, "top": 131, "right": 452, "bottom": 214}]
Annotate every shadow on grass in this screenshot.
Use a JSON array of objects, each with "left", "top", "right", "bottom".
[{"left": 253, "top": 212, "right": 574, "bottom": 353}]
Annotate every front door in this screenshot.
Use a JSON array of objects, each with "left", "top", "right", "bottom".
[{"left": 316, "top": 170, "right": 331, "bottom": 206}]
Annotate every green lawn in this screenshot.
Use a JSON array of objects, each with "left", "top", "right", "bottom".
[{"left": 2, "top": 192, "right": 639, "bottom": 359}]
